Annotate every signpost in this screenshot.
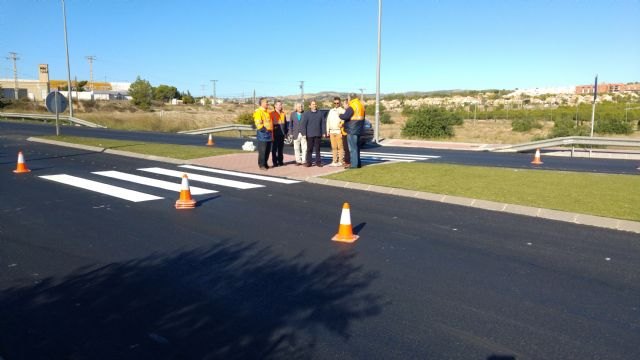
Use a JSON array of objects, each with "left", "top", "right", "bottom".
[{"left": 46, "top": 91, "right": 68, "bottom": 136}]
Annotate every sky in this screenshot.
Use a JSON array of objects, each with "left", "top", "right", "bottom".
[{"left": 1, "top": 0, "right": 639, "bottom": 98}]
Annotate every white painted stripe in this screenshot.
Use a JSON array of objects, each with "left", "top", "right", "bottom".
[
  {"left": 340, "top": 208, "right": 352, "bottom": 225},
  {"left": 179, "top": 165, "right": 300, "bottom": 184},
  {"left": 320, "top": 151, "right": 437, "bottom": 161},
  {"left": 39, "top": 174, "right": 163, "bottom": 202},
  {"left": 93, "top": 171, "right": 217, "bottom": 195},
  {"left": 319, "top": 153, "right": 415, "bottom": 162},
  {"left": 361, "top": 151, "right": 441, "bottom": 159},
  {"left": 138, "top": 168, "right": 263, "bottom": 189}
]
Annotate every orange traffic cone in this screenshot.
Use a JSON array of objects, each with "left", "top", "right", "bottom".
[
  {"left": 206, "top": 134, "right": 214, "bottom": 146},
  {"left": 332, "top": 202, "right": 359, "bottom": 243},
  {"left": 175, "top": 174, "right": 196, "bottom": 209},
  {"left": 531, "top": 148, "right": 543, "bottom": 165},
  {"left": 13, "top": 151, "right": 31, "bottom": 173}
]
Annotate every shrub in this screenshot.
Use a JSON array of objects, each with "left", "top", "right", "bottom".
[
  {"left": 595, "top": 118, "right": 633, "bottom": 135},
  {"left": 401, "top": 107, "right": 462, "bottom": 138},
  {"left": 549, "top": 118, "right": 589, "bottom": 138},
  {"left": 236, "top": 112, "right": 254, "bottom": 126},
  {"left": 511, "top": 118, "right": 542, "bottom": 132},
  {"left": 380, "top": 113, "right": 394, "bottom": 124}
]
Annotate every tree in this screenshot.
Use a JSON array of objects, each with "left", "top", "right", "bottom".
[
  {"left": 181, "top": 91, "right": 195, "bottom": 104},
  {"left": 154, "top": 84, "right": 179, "bottom": 103},
  {"left": 401, "top": 107, "right": 462, "bottom": 139},
  {"left": 129, "top": 76, "right": 153, "bottom": 110}
]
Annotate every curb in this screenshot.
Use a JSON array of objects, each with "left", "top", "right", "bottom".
[
  {"left": 27, "top": 137, "right": 189, "bottom": 165},
  {"left": 306, "top": 177, "right": 640, "bottom": 235},
  {"left": 28, "top": 137, "right": 640, "bottom": 234}
]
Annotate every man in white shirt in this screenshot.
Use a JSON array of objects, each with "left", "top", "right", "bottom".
[{"left": 326, "top": 97, "right": 345, "bottom": 166}]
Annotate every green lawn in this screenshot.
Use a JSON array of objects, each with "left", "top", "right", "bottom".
[
  {"left": 324, "top": 162, "right": 640, "bottom": 222},
  {"left": 38, "top": 135, "right": 240, "bottom": 160}
]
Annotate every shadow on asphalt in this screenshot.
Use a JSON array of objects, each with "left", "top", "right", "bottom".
[
  {"left": 353, "top": 222, "right": 367, "bottom": 235},
  {"left": 0, "top": 242, "right": 383, "bottom": 359}
]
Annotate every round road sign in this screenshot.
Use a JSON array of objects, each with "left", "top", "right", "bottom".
[{"left": 46, "top": 91, "right": 68, "bottom": 114}]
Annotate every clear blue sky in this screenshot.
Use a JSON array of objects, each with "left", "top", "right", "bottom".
[{"left": 2, "top": 0, "right": 639, "bottom": 98}]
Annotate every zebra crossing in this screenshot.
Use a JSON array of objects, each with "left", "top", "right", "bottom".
[
  {"left": 39, "top": 165, "right": 300, "bottom": 203},
  {"left": 319, "top": 150, "right": 439, "bottom": 164}
]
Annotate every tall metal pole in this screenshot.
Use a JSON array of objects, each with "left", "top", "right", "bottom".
[
  {"left": 85, "top": 55, "right": 96, "bottom": 91},
  {"left": 590, "top": 74, "right": 597, "bottom": 137},
  {"left": 210, "top": 79, "right": 218, "bottom": 105},
  {"left": 374, "top": 0, "right": 382, "bottom": 143},
  {"left": 7, "top": 52, "right": 19, "bottom": 99},
  {"left": 61, "top": 0, "right": 73, "bottom": 118},
  {"left": 299, "top": 80, "right": 304, "bottom": 110}
]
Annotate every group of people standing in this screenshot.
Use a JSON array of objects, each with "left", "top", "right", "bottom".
[{"left": 253, "top": 93, "right": 365, "bottom": 170}]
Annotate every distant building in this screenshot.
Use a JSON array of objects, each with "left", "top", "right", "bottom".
[
  {"left": 0, "top": 64, "right": 50, "bottom": 100},
  {"left": 574, "top": 82, "right": 638, "bottom": 94}
]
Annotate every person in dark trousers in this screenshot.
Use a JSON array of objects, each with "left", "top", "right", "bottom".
[
  {"left": 301, "top": 100, "right": 325, "bottom": 167},
  {"left": 339, "top": 93, "right": 365, "bottom": 168},
  {"left": 270, "top": 100, "right": 287, "bottom": 167},
  {"left": 253, "top": 97, "right": 273, "bottom": 170},
  {"left": 341, "top": 99, "right": 351, "bottom": 167}
]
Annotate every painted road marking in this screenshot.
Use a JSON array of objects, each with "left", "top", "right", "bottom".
[
  {"left": 39, "top": 174, "right": 163, "bottom": 202},
  {"left": 138, "top": 168, "right": 264, "bottom": 189},
  {"left": 93, "top": 171, "right": 218, "bottom": 195},
  {"left": 319, "top": 151, "right": 438, "bottom": 163},
  {"left": 179, "top": 165, "right": 300, "bottom": 184}
]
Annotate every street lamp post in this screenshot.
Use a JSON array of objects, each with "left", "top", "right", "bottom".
[
  {"left": 374, "top": 0, "right": 382, "bottom": 143},
  {"left": 61, "top": 0, "right": 73, "bottom": 118}
]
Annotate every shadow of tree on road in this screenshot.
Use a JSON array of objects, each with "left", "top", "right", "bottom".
[{"left": 0, "top": 242, "right": 382, "bottom": 359}]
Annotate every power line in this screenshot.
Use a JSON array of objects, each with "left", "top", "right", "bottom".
[
  {"left": 299, "top": 80, "right": 304, "bottom": 109},
  {"left": 6, "top": 52, "right": 19, "bottom": 99},
  {"left": 210, "top": 79, "right": 218, "bottom": 105},
  {"left": 85, "top": 55, "right": 96, "bottom": 91}
]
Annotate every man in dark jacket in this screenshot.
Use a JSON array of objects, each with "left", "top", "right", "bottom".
[
  {"left": 300, "top": 100, "right": 326, "bottom": 167},
  {"left": 339, "top": 93, "right": 365, "bottom": 168}
]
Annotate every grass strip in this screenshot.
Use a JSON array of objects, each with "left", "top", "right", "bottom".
[
  {"left": 324, "top": 162, "right": 640, "bottom": 222},
  {"left": 38, "top": 135, "right": 240, "bottom": 160}
]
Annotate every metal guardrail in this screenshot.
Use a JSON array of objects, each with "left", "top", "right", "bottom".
[
  {"left": 178, "top": 124, "right": 255, "bottom": 136},
  {"left": 491, "top": 136, "right": 640, "bottom": 152},
  {"left": 0, "top": 112, "right": 106, "bottom": 128}
]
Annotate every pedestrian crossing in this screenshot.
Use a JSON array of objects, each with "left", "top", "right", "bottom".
[
  {"left": 38, "top": 165, "right": 300, "bottom": 203},
  {"left": 319, "top": 150, "right": 439, "bottom": 164}
]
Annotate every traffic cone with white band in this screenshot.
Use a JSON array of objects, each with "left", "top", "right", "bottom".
[
  {"left": 13, "top": 151, "right": 31, "bottom": 173},
  {"left": 332, "top": 202, "right": 359, "bottom": 243},
  {"left": 175, "top": 174, "right": 196, "bottom": 209},
  {"left": 206, "top": 134, "right": 214, "bottom": 146},
  {"left": 531, "top": 148, "right": 543, "bottom": 165}
]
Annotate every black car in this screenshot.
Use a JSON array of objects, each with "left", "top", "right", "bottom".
[{"left": 285, "top": 109, "right": 374, "bottom": 147}]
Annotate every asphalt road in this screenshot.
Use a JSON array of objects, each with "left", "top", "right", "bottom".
[
  {"left": 2, "top": 120, "right": 639, "bottom": 174},
  {"left": 1, "top": 129, "right": 639, "bottom": 359}
]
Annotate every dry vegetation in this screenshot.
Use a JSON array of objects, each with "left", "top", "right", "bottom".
[{"left": 4, "top": 99, "right": 639, "bottom": 144}]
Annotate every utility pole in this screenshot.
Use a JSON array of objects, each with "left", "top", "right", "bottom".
[
  {"left": 358, "top": 88, "right": 365, "bottom": 101},
  {"left": 7, "top": 52, "right": 19, "bottom": 99},
  {"left": 299, "top": 80, "right": 304, "bottom": 110},
  {"left": 210, "top": 79, "right": 217, "bottom": 105},
  {"left": 253, "top": 89, "right": 256, "bottom": 107},
  {"left": 61, "top": 0, "right": 74, "bottom": 118},
  {"left": 85, "top": 55, "right": 96, "bottom": 91},
  {"left": 374, "top": 0, "right": 382, "bottom": 143}
]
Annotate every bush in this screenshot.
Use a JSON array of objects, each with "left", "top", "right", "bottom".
[
  {"left": 511, "top": 118, "right": 542, "bottom": 132},
  {"left": 595, "top": 118, "right": 633, "bottom": 135},
  {"left": 236, "top": 112, "right": 255, "bottom": 126},
  {"left": 549, "top": 118, "right": 589, "bottom": 138},
  {"left": 401, "top": 107, "right": 462, "bottom": 138},
  {"left": 380, "top": 113, "right": 394, "bottom": 124}
]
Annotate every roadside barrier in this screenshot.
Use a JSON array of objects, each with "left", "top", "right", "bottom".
[
  {"left": 207, "top": 134, "right": 215, "bottom": 146},
  {"left": 13, "top": 151, "right": 31, "bottom": 173},
  {"left": 175, "top": 174, "right": 196, "bottom": 209},
  {"left": 531, "top": 148, "right": 543, "bottom": 165},
  {"left": 332, "top": 202, "right": 359, "bottom": 243}
]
